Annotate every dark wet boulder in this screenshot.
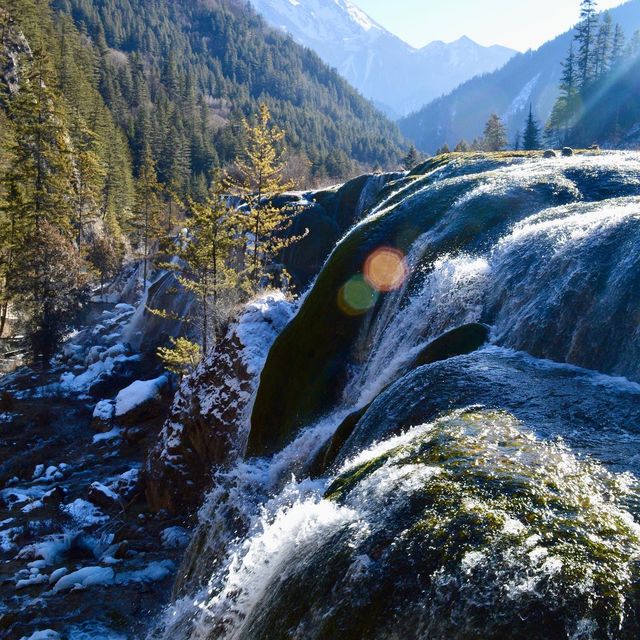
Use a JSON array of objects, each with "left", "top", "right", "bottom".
[
  {"left": 88, "top": 482, "right": 121, "bottom": 511},
  {"left": 280, "top": 174, "right": 404, "bottom": 290},
  {"left": 41, "top": 486, "right": 68, "bottom": 506},
  {"left": 544, "top": 149, "right": 558, "bottom": 158},
  {"left": 335, "top": 348, "right": 640, "bottom": 469},
  {"left": 562, "top": 147, "right": 574, "bottom": 157},
  {"left": 280, "top": 203, "right": 341, "bottom": 290},
  {"left": 410, "top": 323, "right": 490, "bottom": 369},
  {"left": 307, "top": 405, "right": 370, "bottom": 477}
]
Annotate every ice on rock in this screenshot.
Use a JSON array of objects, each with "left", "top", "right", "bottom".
[
  {"left": 115, "top": 560, "right": 175, "bottom": 584},
  {"left": 114, "top": 375, "right": 168, "bottom": 417},
  {"left": 48, "top": 567, "right": 69, "bottom": 584},
  {"left": 16, "top": 573, "right": 48, "bottom": 589},
  {"left": 92, "top": 428, "right": 121, "bottom": 444},
  {"left": 115, "top": 303, "right": 135, "bottom": 313}
]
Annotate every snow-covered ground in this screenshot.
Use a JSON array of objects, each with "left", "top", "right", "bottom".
[{"left": 0, "top": 273, "right": 189, "bottom": 639}]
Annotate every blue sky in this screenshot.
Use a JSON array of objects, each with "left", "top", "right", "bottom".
[{"left": 356, "top": 0, "right": 628, "bottom": 51}]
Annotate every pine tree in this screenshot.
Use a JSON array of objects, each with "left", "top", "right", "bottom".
[
  {"left": 628, "top": 30, "right": 640, "bottom": 59},
  {"left": 547, "top": 44, "right": 580, "bottom": 145},
  {"left": 161, "top": 177, "right": 243, "bottom": 355},
  {"left": 483, "top": 114, "right": 508, "bottom": 151},
  {"left": 157, "top": 337, "right": 202, "bottom": 378},
  {"left": 454, "top": 140, "right": 471, "bottom": 152},
  {"left": 523, "top": 105, "right": 541, "bottom": 150},
  {"left": 610, "top": 24, "right": 626, "bottom": 70},
  {"left": 133, "top": 148, "right": 165, "bottom": 286},
  {"left": 575, "top": 0, "right": 599, "bottom": 88},
  {"left": 401, "top": 145, "right": 421, "bottom": 170},
  {"left": 225, "top": 104, "right": 296, "bottom": 288},
  {"left": 11, "top": 222, "right": 88, "bottom": 363},
  {"left": 86, "top": 234, "right": 122, "bottom": 299},
  {"left": 594, "top": 12, "right": 613, "bottom": 80},
  {"left": 6, "top": 43, "right": 75, "bottom": 234}
]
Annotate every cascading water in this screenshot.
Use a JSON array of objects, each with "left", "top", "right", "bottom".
[{"left": 151, "top": 153, "right": 640, "bottom": 640}]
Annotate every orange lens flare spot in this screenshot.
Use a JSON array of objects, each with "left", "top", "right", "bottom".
[
  {"left": 338, "top": 275, "right": 379, "bottom": 316},
  {"left": 364, "top": 247, "right": 408, "bottom": 292}
]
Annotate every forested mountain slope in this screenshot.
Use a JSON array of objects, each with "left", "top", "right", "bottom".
[
  {"left": 55, "top": 0, "right": 406, "bottom": 185},
  {"left": 400, "top": 0, "right": 640, "bottom": 153}
]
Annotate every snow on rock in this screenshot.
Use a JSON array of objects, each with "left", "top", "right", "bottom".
[
  {"left": 114, "top": 375, "right": 168, "bottom": 419},
  {"left": 144, "top": 292, "right": 294, "bottom": 514},
  {"left": 20, "top": 630, "right": 62, "bottom": 640},
  {"left": 92, "top": 399, "right": 115, "bottom": 424},
  {"left": 60, "top": 353, "right": 140, "bottom": 394},
  {"left": 62, "top": 499, "right": 108, "bottom": 527},
  {"left": 106, "top": 468, "right": 140, "bottom": 501},
  {"left": 87, "top": 482, "right": 121, "bottom": 510},
  {"left": 160, "top": 526, "right": 190, "bottom": 549},
  {"left": 52, "top": 566, "right": 115, "bottom": 592}
]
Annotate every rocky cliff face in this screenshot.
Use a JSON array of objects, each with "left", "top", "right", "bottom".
[
  {"left": 0, "top": 9, "right": 31, "bottom": 101},
  {"left": 144, "top": 294, "right": 294, "bottom": 515}
]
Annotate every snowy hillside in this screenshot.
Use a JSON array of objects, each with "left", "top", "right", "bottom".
[{"left": 250, "top": 0, "right": 516, "bottom": 117}]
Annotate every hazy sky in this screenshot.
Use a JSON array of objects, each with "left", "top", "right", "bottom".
[{"left": 356, "top": 0, "right": 628, "bottom": 51}]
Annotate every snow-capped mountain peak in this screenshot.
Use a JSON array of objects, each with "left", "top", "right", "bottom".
[{"left": 250, "top": 0, "right": 515, "bottom": 117}]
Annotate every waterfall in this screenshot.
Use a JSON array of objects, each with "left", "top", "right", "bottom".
[{"left": 151, "top": 153, "right": 640, "bottom": 640}]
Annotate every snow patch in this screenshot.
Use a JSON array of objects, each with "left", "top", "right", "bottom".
[
  {"left": 52, "top": 566, "right": 115, "bottom": 592},
  {"left": 93, "top": 400, "right": 115, "bottom": 422},
  {"left": 62, "top": 499, "right": 108, "bottom": 526}
]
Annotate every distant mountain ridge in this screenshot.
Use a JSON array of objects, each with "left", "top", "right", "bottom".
[
  {"left": 399, "top": 0, "right": 640, "bottom": 152},
  {"left": 249, "top": 0, "right": 516, "bottom": 117}
]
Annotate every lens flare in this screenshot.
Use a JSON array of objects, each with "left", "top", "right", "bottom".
[
  {"left": 364, "top": 247, "right": 408, "bottom": 292},
  {"left": 338, "top": 275, "right": 379, "bottom": 316}
]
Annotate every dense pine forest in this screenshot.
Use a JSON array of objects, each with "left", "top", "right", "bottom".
[
  {"left": 0, "top": 0, "right": 408, "bottom": 363},
  {"left": 56, "top": 0, "right": 406, "bottom": 185}
]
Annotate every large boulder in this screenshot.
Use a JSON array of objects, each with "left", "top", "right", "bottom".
[
  {"left": 114, "top": 375, "right": 169, "bottom": 426},
  {"left": 248, "top": 153, "right": 640, "bottom": 458}
]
